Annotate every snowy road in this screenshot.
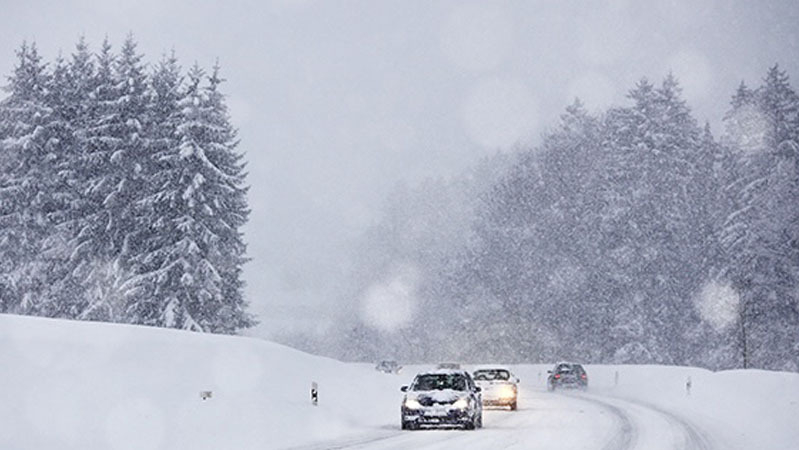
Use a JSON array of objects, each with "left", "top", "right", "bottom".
[
  {"left": 289, "top": 386, "right": 714, "bottom": 450},
  {"left": 6, "top": 316, "right": 796, "bottom": 449}
]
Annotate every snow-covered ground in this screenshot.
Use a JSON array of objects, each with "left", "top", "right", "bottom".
[{"left": 2, "top": 314, "right": 797, "bottom": 449}]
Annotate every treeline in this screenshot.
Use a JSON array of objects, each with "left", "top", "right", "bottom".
[
  {"left": 337, "top": 67, "right": 798, "bottom": 371},
  {"left": 0, "top": 37, "right": 254, "bottom": 333}
]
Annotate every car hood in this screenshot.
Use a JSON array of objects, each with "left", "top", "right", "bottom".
[{"left": 407, "top": 389, "right": 465, "bottom": 404}]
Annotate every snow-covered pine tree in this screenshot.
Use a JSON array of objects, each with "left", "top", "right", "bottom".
[
  {"left": 62, "top": 37, "right": 118, "bottom": 321},
  {"left": 596, "top": 79, "right": 665, "bottom": 363},
  {"left": 651, "top": 75, "right": 711, "bottom": 365},
  {"left": 0, "top": 42, "right": 58, "bottom": 315},
  {"left": 142, "top": 63, "right": 253, "bottom": 333},
  {"left": 0, "top": 37, "right": 255, "bottom": 334},
  {"left": 120, "top": 52, "right": 184, "bottom": 327},
  {"left": 107, "top": 35, "right": 150, "bottom": 261},
  {"left": 70, "top": 36, "right": 150, "bottom": 322},
  {"left": 525, "top": 99, "right": 608, "bottom": 361},
  {"left": 749, "top": 66, "right": 799, "bottom": 371},
  {"left": 690, "top": 122, "right": 740, "bottom": 370},
  {"left": 596, "top": 76, "right": 708, "bottom": 364},
  {"left": 35, "top": 51, "right": 87, "bottom": 318},
  {"left": 720, "top": 66, "right": 799, "bottom": 370},
  {"left": 44, "top": 37, "right": 99, "bottom": 318}
]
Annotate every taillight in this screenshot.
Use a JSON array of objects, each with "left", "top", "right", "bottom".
[
  {"left": 554, "top": 374, "right": 561, "bottom": 379},
  {"left": 581, "top": 374, "right": 586, "bottom": 379}
]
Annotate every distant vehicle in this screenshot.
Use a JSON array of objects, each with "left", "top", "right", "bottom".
[
  {"left": 547, "top": 362, "right": 588, "bottom": 391},
  {"left": 375, "top": 360, "right": 402, "bottom": 374},
  {"left": 436, "top": 362, "right": 461, "bottom": 370},
  {"left": 472, "top": 367, "right": 519, "bottom": 410},
  {"left": 400, "top": 369, "right": 483, "bottom": 430}
]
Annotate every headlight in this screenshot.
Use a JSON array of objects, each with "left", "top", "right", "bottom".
[
  {"left": 453, "top": 398, "right": 469, "bottom": 409},
  {"left": 499, "top": 385, "right": 516, "bottom": 398},
  {"left": 404, "top": 398, "right": 422, "bottom": 409}
]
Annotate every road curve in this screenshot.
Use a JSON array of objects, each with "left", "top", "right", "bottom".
[
  {"left": 567, "top": 391, "right": 714, "bottom": 450},
  {"left": 286, "top": 384, "right": 718, "bottom": 450},
  {"left": 285, "top": 376, "right": 716, "bottom": 450}
]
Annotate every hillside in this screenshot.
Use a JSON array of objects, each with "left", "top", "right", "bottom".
[{"left": 1, "top": 314, "right": 797, "bottom": 449}]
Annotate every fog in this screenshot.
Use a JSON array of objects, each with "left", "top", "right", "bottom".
[{"left": 1, "top": 0, "right": 797, "bottom": 343}]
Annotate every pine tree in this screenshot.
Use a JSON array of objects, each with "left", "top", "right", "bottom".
[
  {"left": 71, "top": 36, "right": 151, "bottom": 322},
  {"left": 720, "top": 66, "right": 799, "bottom": 370},
  {"left": 0, "top": 42, "right": 57, "bottom": 315},
  {"left": 750, "top": 66, "right": 799, "bottom": 371},
  {"left": 0, "top": 37, "right": 255, "bottom": 334},
  {"left": 135, "top": 63, "right": 253, "bottom": 333},
  {"left": 36, "top": 51, "right": 86, "bottom": 317},
  {"left": 46, "top": 37, "right": 99, "bottom": 318},
  {"left": 121, "top": 52, "right": 184, "bottom": 327}
]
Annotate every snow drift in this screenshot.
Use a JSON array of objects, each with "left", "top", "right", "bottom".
[{"left": 1, "top": 314, "right": 797, "bottom": 449}]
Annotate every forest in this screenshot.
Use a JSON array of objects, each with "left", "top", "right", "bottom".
[
  {"left": 0, "top": 37, "right": 253, "bottom": 333},
  {"left": 2, "top": 37, "right": 797, "bottom": 372},
  {"left": 335, "top": 68, "right": 799, "bottom": 372}
]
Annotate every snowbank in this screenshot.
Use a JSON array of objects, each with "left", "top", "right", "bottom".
[
  {"left": 2, "top": 314, "right": 797, "bottom": 449},
  {"left": 582, "top": 364, "right": 799, "bottom": 449},
  {"left": 0, "top": 314, "right": 402, "bottom": 449}
]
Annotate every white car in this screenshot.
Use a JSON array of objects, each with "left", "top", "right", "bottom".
[
  {"left": 472, "top": 367, "right": 519, "bottom": 410},
  {"left": 400, "top": 369, "right": 483, "bottom": 430}
]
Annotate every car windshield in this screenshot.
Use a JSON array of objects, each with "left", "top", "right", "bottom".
[
  {"left": 413, "top": 374, "right": 467, "bottom": 391},
  {"left": 473, "top": 369, "right": 510, "bottom": 381},
  {"left": 556, "top": 364, "right": 573, "bottom": 373}
]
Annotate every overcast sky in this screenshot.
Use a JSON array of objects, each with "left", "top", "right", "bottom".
[{"left": 2, "top": 0, "right": 797, "bottom": 339}]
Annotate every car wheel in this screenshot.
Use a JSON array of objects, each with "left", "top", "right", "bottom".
[
  {"left": 510, "top": 401, "right": 517, "bottom": 411},
  {"left": 464, "top": 417, "right": 476, "bottom": 430},
  {"left": 477, "top": 413, "right": 483, "bottom": 428},
  {"left": 401, "top": 421, "right": 415, "bottom": 430}
]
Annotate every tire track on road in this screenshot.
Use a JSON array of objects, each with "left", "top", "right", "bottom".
[
  {"left": 633, "top": 400, "right": 712, "bottom": 450},
  {"left": 563, "top": 393, "right": 636, "bottom": 450},
  {"left": 570, "top": 392, "right": 713, "bottom": 450},
  {"left": 283, "top": 430, "right": 402, "bottom": 450}
]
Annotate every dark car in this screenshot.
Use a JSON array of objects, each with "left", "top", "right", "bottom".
[
  {"left": 547, "top": 362, "right": 588, "bottom": 391},
  {"left": 375, "top": 360, "right": 402, "bottom": 374},
  {"left": 400, "top": 369, "right": 483, "bottom": 430},
  {"left": 435, "top": 362, "right": 461, "bottom": 370}
]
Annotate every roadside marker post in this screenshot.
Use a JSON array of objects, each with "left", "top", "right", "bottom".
[{"left": 311, "top": 381, "right": 318, "bottom": 406}]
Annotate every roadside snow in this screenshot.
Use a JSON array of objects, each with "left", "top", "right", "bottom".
[{"left": 1, "top": 314, "right": 797, "bottom": 449}]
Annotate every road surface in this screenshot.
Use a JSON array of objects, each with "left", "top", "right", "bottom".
[{"left": 289, "top": 384, "right": 714, "bottom": 450}]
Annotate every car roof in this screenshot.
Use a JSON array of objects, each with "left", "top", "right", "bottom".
[
  {"left": 416, "top": 369, "right": 469, "bottom": 376},
  {"left": 554, "top": 362, "right": 585, "bottom": 371},
  {"left": 473, "top": 366, "right": 511, "bottom": 372}
]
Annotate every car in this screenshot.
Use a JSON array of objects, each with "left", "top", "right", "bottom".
[
  {"left": 375, "top": 360, "right": 402, "bottom": 374},
  {"left": 436, "top": 362, "right": 461, "bottom": 370},
  {"left": 400, "top": 369, "right": 483, "bottom": 430},
  {"left": 472, "top": 367, "right": 519, "bottom": 410},
  {"left": 547, "top": 362, "right": 588, "bottom": 391}
]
